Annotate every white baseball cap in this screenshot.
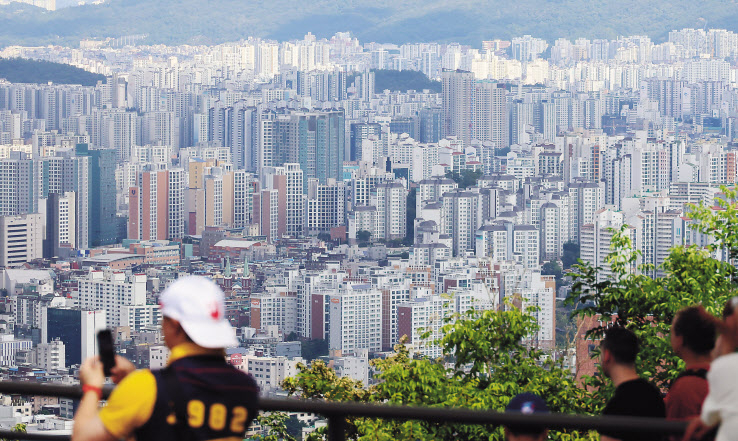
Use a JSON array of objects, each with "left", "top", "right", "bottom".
[{"left": 159, "top": 276, "right": 239, "bottom": 349}]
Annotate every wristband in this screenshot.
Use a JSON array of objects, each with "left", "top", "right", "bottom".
[{"left": 82, "top": 385, "right": 103, "bottom": 400}]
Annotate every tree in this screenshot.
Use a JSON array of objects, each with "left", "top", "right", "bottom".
[
  {"left": 542, "top": 260, "right": 563, "bottom": 286},
  {"left": 280, "top": 305, "right": 596, "bottom": 440},
  {"left": 253, "top": 413, "right": 299, "bottom": 441},
  {"left": 1, "top": 423, "right": 27, "bottom": 441},
  {"left": 284, "top": 415, "right": 308, "bottom": 440},
  {"left": 356, "top": 230, "right": 371, "bottom": 243},
  {"left": 301, "top": 338, "right": 329, "bottom": 362},
  {"left": 445, "top": 170, "right": 483, "bottom": 189},
  {"left": 567, "top": 225, "right": 735, "bottom": 393},
  {"left": 561, "top": 241, "right": 580, "bottom": 270},
  {"left": 317, "top": 232, "right": 332, "bottom": 242}
]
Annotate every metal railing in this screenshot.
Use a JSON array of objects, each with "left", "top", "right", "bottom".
[{"left": 0, "top": 381, "right": 688, "bottom": 440}]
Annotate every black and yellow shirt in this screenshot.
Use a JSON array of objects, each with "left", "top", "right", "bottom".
[{"left": 99, "top": 343, "right": 259, "bottom": 441}]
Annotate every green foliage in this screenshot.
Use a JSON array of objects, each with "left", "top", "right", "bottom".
[
  {"left": 688, "top": 185, "right": 738, "bottom": 274},
  {"left": 371, "top": 69, "right": 441, "bottom": 93},
  {"left": 282, "top": 308, "right": 595, "bottom": 440},
  {"left": 0, "top": 423, "right": 27, "bottom": 441},
  {"left": 284, "top": 415, "right": 308, "bottom": 440},
  {"left": 0, "top": 58, "right": 105, "bottom": 86},
  {"left": 562, "top": 241, "right": 580, "bottom": 270},
  {"left": 356, "top": 230, "right": 371, "bottom": 243},
  {"left": 542, "top": 260, "right": 563, "bottom": 286},
  {"left": 317, "top": 232, "right": 332, "bottom": 242},
  {"left": 567, "top": 225, "right": 736, "bottom": 391},
  {"left": 253, "top": 413, "right": 301, "bottom": 441},
  {"left": 301, "top": 339, "right": 329, "bottom": 362},
  {"left": 555, "top": 299, "right": 577, "bottom": 350},
  {"left": 445, "top": 169, "right": 483, "bottom": 189}
]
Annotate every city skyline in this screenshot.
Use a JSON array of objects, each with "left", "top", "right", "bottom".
[{"left": 0, "top": 11, "right": 736, "bottom": 439}]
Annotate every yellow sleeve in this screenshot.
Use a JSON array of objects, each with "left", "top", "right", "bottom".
[{"left": 99, "top": 369, "right": 157, "bottom": 439}]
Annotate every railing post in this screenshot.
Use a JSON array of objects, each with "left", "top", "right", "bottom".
[{"left": 326, "top": 413, "right": 346, "bottom": 441}]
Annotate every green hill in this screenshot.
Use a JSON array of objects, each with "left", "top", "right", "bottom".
[
  {"left": 0, "top": 0, "right": 737, "bottom": 47},
  {"left": 0, "top": 58, "right": 105, "bottom": 86},
  {"left": 373, "top": 70, "right": 441, "bottom": 93}
]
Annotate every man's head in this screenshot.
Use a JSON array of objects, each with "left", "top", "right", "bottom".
[
  {"left": 504, "top": 393, "right": 549, "bottom": 441},
  {"left": 600, "top": 326, "right": 638, "bottom": 378},
  {"left": 159, "top": 276, "right": 238, "bottom": 349},
  {"left": 670, "top": 306, "right": 716, "bottom": 358}
]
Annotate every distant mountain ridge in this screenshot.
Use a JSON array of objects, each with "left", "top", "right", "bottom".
[{"left": 1, "top": 0, "right": 738, "bottom": 47}]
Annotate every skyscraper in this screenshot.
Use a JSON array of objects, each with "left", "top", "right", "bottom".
[
  {"left": 0, "top": 152, "right": 41, "bottom": 216},
  {"left": 75, "top": 144, "right": 121, "bottom": 246},
  {"left": 43, "top": 192, "right": 76, "bottom": 258},
  {"left": 473, "top": 81, "right": 509, "bottom": 148},
  {"left": 128, "top": 167, "right": 185, "bottom": 241},
  {"left": 283, "top": 110, "right": 345, "bottom": 185},
  {"left": 442, "top": 70, "right": 474, "bottom": 146}
]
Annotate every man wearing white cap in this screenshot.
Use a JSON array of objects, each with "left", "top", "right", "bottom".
[{"left": 72, "top": 276, "right": 259, "bottom": 441}]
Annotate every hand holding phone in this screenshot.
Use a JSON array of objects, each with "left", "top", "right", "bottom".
[{"left": 97, "top": 330, "right": 115, "bottom": 377}]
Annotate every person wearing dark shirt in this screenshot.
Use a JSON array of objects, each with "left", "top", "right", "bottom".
[
  {"left": 666, "top": 306, "right": 715, "bottom": 423},
  {"left": 600, "top": 326, "right": 666, "bottom": 441}
]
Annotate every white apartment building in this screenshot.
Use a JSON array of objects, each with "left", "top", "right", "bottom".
[
  {"left": 520, "top": 274, "right": 556, "bottom": 350},
  {"left": 0, "top": 213, "right": 43, "bottom": 266},
  {"left": 305, "top": 178, "right": 345, "bottom": 235},
  {"left": 441, "top": 189, "right": 481, "bottom": 256},
  {"left": 416, "top": 177, "right": 457, "bottom": 212},
  {"left": 411, "top": 144, "right": 440, "bottom": 182},
  {"left": 243, "top": 355, "right": 304, "bottom": 392},
  {"left": 77, "top": 271, "right": 147, "bottom": 328},
  {"left": 250, "top": 287, "right": 298, "bottom": 335},
  {"left": 397, "top": 295, "right": 453, "bottom": 358},
  {"left": 0, "top": 334, "right": 32, "bottom": 366},
  {"left": 233, "top": 170, "right": 258, "bottom": 229},
  {"left": 331, "top": 356, "right": 369, "bottom": 384},
  {"left": 150, "top": 345, "right": 170, "bottom": 369},
  {"left": 372, "top": 182, "right": 407, "bottom": 240},
  {"left": 580, "top": 209, "right": 636, "bottom": 281},
  {"left": 329, "top": 284, "right": 382, "bottom": 356},
  {"left": 35, "top": 339, "right": 66, "bottom": 371}
]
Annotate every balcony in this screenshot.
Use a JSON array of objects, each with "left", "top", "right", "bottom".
[{"left": 0, "top": 381, "right": 686, "bottom": 440}]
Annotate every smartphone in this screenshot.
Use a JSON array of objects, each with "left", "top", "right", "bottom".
[{"left": 97, "top": 329, "right": 115, "bottom": 377}]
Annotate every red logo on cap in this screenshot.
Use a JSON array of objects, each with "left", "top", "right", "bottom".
[{"left": 210, "top": 302, "right": 221, "bottom": 320}]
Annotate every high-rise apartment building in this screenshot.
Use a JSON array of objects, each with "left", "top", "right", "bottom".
[
  {"left": 261, "top": 164, "right": 303, "bottom": 238},
  {"left": 75, "top": 144, "right": 121, "bottom": 246},
  {"left": 128, "top": 167, "right": 185, "bottom": 241},
  {"left": 306, "top": 178, "right": 345, "bottom": 235},
  {"left": 285, "top": 110, "right": 345, "bottom": 185},
  {"left": 0, "top": 213, "right": 43, "bottom": 266},
  {"left": 441, "top": 189, "right": 480, "bottom": 256},
  {"left": 473, "top": 81, "right": 508, "bottom": 148},
  {"left": 329, "top": 284, "right": 382, "bottom": 356},
  {"left": 372, "top": 182, "right": 407, "bottom": 240},
  {"left": 442, "top": 70, "right": 474, "bottom": 147},
  {"left": 77, "top": 271, "right": 158, "bottom": 331},
  {"left": 43, "top": 192, "right": 76, "bottom": 258},
  {"left": 0, "top": 152, "right": 41, "bottom": 216}
]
